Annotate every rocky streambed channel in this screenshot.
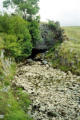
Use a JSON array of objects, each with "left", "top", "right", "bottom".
[{"left": 14, "top": 60, "right": 80, "bottom": 120}]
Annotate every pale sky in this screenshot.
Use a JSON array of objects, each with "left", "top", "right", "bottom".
[
  {"left": 0, "top": 0, "right": 80, "bottom": 26},
  {"left": 39, "top": 0, "right": 80, "bottom": 26}
]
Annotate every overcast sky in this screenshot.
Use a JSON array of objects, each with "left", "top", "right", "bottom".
[
  {"left": 39, "top": 0, "right": 80, "bottom": 26},
  {"left": 0, "top": 0, "right": 80, "bottom": 26}
]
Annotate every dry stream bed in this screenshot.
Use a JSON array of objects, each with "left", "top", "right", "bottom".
[{"left": 14, "top": 61, "right": 80, "bottom": 120}]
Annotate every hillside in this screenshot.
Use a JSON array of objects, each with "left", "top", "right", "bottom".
[{"left": 63, "top": 26, "right": 80, "bottom": 43}]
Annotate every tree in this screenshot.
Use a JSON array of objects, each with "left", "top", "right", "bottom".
[
  {"left": 0, "top": 14, "right": 32, "bottom": 59},
  {"left": 3, "top": 0, "right": 40, "bottom": 20},
  {"left": 2, "top": 0, "right": 41, "bottom": 58}
]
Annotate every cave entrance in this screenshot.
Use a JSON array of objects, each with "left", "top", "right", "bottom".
[{"left": 30, "top": 48, "right": 47, "bottom": 59}]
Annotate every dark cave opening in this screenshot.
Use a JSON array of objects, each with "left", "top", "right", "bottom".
[{"left": 29, "top": 48, "right": 47, "bottom": 59}]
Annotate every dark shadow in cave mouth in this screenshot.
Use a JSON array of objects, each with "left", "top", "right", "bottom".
[{"left": 29, "top": 48, "right": 47, "bottom": 60}]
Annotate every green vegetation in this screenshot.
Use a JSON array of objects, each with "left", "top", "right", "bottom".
[
  {"left": 3, "top": 0, "right": 39, "bottom": 20},
  {"left": 14, "top": 88, "right": 31, "bottom": 112},
  {"left": 63, "top": 26, "right": 80, "bottom": 44},
  {"left": 0, "top": 54, "right": 32, "bottom": 120},
  {"left": 0, "top": 15, "right": 41, "bottom": 60},
  {"left": 29, "top": 19, "right": 41, "bottom": 47},
  {"left": 0, "top": 14, "right": 32, "bottom": 59},
  {"left": 0, "top": 0, "right": 40, "bottom": 119},
  {"left": 1, "top": 0, "right": 40, "bottom": 60},
  {"left": 0, "top": 87, "right": 32, "bottom": 120},
  {"left": 46, "top": 27, "right": 80, "bottom": 75}
]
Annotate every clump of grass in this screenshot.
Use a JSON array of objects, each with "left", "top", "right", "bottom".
[{"left": 14, "top": 87, "right": 31, "bottom": 112}]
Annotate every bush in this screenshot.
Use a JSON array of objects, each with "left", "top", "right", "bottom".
[
  {"left": 0, "top": 14, "right": 32, "bottom": 59},
  {"left": 0, "top": 14, "right": 34, "bottom": 120},
  {"left": 3, "top": 34, "right": 21, "bottom": 57}
]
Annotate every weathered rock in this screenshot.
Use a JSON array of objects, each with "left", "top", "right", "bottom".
[{"left": 35, "top": 22, "right": 64, "bottom": 50}]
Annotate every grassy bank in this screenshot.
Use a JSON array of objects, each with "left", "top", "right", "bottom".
[
  {"left": 0, "top": 55, "right": 32, "bottom": 120},
  {"left": 63, "top": 26, "right": 80, "bottom": 43},
  {"left": 46, "top": 27, "right": 80, "bottom": 75}
]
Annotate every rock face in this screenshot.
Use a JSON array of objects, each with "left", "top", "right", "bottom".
[
  {"left": 35, "top": 22, "right": 64, "bottom": 50},
  {"left": 15, "top": 61, "right": 80, "bottom": 120}
]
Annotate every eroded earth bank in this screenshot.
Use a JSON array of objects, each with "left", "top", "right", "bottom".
[{"left": 14, "top": 61, "right": 80, "bottom": 120}]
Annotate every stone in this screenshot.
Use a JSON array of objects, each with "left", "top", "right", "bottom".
[
  {"left": 39, "top": 106, "right": 46, "bottom": 112},
  {"left": 46, "top": 64, "right": 49, "bottom": 68}
]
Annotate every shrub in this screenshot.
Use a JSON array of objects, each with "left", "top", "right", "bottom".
[{"left": 0, "top": 14, "right": 32, "bottom": 59}]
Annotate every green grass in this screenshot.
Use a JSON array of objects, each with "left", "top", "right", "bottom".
[
  {"left": 0, "top": 87, "right": 32, "bottom": 120},
  {"left": 63, "top": 26, "right": 80, "bottom": 44}
]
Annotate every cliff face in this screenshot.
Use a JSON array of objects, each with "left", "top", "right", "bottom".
[{"left": 35, "top": 22, "right": 64, "bottom": 50}]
